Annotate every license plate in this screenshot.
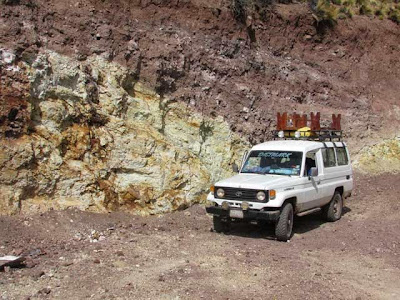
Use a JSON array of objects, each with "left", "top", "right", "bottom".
[{"left": 229, "top": 209, "right": 244, "bottom": 219}]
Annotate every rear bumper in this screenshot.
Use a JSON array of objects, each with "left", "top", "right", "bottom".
[{"left": 206, "top": 206, "right": 280, "bottom": 222}]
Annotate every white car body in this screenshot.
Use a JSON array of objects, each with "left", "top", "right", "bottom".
[{"left": 207, "top": 140, "right": 353, "bottom": 215}]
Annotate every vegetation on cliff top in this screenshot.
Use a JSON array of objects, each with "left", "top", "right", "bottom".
[
  {"left": 231, "top": 0, "right": 400, "bottom": 24},
  {"left": 314, "top": 0, "right": 400, "bottom": 23}
]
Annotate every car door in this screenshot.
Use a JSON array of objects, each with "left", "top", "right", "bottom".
[
  {"left": 317, "top": 146, "right": 340, "bottom": 206},
  {"left": 299, "top": 149, "right": 324, "bottom": 211}
]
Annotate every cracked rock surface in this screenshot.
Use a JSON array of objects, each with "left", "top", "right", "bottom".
[{"left": 0, "top": 51, "right": 247, "bottom": 215}]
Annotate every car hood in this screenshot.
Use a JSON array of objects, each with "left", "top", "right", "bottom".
[{"left": 214, "top": 173, "right": 297, "bottom": 190}]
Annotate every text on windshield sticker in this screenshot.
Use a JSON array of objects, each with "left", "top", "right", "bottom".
[{"left": 257, "top": 152, "right": 293, "bottom": 159}]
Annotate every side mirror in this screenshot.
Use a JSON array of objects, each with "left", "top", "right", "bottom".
[
  {"left": 232, "top": 163, "right": 239, "bottom": 173},
  {"left": 310, "top": 167, "right": 318, "bottom": 177}
]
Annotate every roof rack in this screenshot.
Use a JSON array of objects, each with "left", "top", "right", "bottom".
[{"left": 273, "top": 112, "right": 343, "bottom": 141}]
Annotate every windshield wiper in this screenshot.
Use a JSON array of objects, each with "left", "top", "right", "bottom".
[
  {"left": 254, "top": 171, "right": 267, "bottom": 175},
  {"left": 273, "top": 173, "right": 292, "bottom": 177},
  {"left": 241, "top": 171, "right": 267, "bottom": 175}
]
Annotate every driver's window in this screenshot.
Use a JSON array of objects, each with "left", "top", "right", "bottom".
[{"left": 304, "top": 151, "right": 317, "bottom": 176}]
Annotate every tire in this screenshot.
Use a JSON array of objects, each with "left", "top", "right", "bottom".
[
  {"left": 275, "top": 203, "right": 294, "bottom": 242},
  {"left": 213, "top": 215, "right": 231, "bottom": 233},
  {"left": 322, "top": 192, "right": 343, "bottom": 222}
]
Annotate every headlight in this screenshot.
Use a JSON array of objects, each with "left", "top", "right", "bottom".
[
  {"left": 256, "top": 191, "right": 266, "bottom": 201},
  {"left": 294, "top": 131, "right": 301, "bottom": 138},
  {"left": 269, "top": 190, "right": 276, "bottom": 200},
  {"left": 221, "top": 201, "right": 229, "bottom": 210},
  {"left": 278, "top": 130, "right": 284, "bottom": 138},
  {"left": 217, "top": 188, "right": 225, "bottom": 198}
]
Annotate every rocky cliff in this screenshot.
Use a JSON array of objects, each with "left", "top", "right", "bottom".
[
  {"left": 1, "top": 0, "right": 399, "bottom": 215},
  {"left": 0, "top": 49, "right": 248, "bottom": 215}
]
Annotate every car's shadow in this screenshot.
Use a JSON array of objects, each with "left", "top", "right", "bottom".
[{"left": 223, "top": 207, "right": 351, "bottom": 240}]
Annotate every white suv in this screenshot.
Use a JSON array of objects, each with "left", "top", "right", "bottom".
[{"left": 206, "top": 139, "right": 353, "bottom": 241}]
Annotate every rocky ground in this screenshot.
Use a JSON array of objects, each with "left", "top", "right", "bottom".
[{"left": 1, "top": 172, "right": 399, "bottom": 300}]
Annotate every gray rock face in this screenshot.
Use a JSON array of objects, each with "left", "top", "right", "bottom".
[{"left": 0, "top": 50, "right": 249, "bottom": 215}]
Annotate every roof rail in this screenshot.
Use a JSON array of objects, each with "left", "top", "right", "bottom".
[{"left": 274, "top": 112, "right": 343, "bottom": 141}]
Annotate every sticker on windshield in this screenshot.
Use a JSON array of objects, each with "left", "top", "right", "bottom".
[{"left": 258, "top": 152, "right": 293, "bottom": 159}]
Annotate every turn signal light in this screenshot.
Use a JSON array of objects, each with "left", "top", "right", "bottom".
[
  {"left": 210, "top": 186, "right": 215, "bottom": 193},
  {"left": 269, "top": 189, "right": 276, "bottom": 200}
]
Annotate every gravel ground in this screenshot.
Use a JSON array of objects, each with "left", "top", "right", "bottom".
[{"left": 1, "top": 173, "right": 399, "bottom": 300}]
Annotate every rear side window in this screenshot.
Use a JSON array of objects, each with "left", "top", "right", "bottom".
[
  {"left": 336, "top": 147, "right": 349, "bottom": 165},
  {"left": 322, "top": 148, "right": 336, "bottom": 168}
]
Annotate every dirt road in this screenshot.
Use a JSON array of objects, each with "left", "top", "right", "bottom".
[{"left": 1, "top": 173, "right": 399, "bottom": 300}]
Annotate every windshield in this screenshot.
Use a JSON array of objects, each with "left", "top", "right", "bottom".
[{"left": 241, "top": 150, "right": 303, "bottom": 176}]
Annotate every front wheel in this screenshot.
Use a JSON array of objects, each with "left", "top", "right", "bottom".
[
  {"left": 213, "top": 216, "right": 231, "bottom": 233},
  {"left": 322, "top": 192, "right": 343, "bottom": 222},
  {"left": 275, "top": 203, "right": 294, "bottom": 242}
]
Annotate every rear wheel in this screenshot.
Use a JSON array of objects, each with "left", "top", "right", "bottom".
[
  {"left": 322, "top": 192, "right": 343, "bottom": 222},
  {"left": 213, "top": 216, "right": 231, "bottom": 233},
  {"left": 275, "top": 203, "right": 294, "bottom": 242}
]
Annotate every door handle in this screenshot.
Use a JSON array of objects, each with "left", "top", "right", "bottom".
[
  {"left": 346, "top": 175, "right": 350, "bottom": 180},
  {"left": 317, "top": 180, "right": 321, "bottom": 185}
]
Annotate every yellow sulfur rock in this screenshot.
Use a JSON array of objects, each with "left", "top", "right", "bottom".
[{"left": 0, "top": 50, "right": 249, "bottom": 215}]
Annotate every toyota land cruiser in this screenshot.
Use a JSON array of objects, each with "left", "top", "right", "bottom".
[{"left": 206, "top": 112, "right": 353, "bottom": 241}]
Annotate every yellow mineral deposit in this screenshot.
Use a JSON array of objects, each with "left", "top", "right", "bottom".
[
  {"left": 0, "top": 51, "right": 249, "bottom": 215},
  {"left": 355, "top": 138, "right": 400, "bottom": 174}
]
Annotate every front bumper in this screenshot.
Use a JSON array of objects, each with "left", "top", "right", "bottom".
[
  {"left": 207, "top": 192, "right": 282, "bottom": 209},
  {"left": 206, "top": 206, "right": 280, "bottom": 222}
]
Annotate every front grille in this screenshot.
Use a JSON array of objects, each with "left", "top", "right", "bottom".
[{"left": 214, "top": 187, "right": 268, "bottom": 202}]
